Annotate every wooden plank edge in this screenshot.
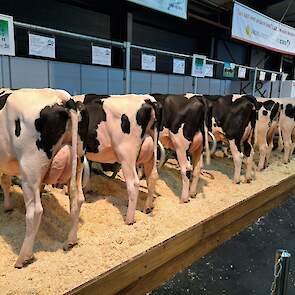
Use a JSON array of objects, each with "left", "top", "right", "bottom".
[
  {"left": 119, "top": 188, "right": 292, "bottom": 295},
  {"left": 66, "top": 173, "right": 295, "bottom": 295}
]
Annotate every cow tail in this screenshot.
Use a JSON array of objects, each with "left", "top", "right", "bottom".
[
  {"left": 204, "top": 123, "right": 210, "bottom": 165},
  {"left": 278, "top": 124, "right": 284, "bottom": 151},
  {"left": 250, "top": 106, "right": 257, "bottom": 147},
  {"left": 69, "top": 107, "right": 79, "bottom": 198},
  {"left": 82, "top": 157, "right": 90, "bottom": 188},
  {"left": 203, "top": 99, "right": 211, "bottom": 165}
]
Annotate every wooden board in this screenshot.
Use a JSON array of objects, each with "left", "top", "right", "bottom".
[{"left": 66, "top": 173, "right": 295, "bottom": 295}]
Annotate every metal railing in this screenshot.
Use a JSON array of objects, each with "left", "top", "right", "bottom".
[{"left": 13, "top": 21, "right": 286, "bottom": 97}]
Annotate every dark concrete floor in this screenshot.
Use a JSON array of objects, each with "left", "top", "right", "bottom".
[{"left": 152, "top": 193, "right": 295, "bottom": 295}]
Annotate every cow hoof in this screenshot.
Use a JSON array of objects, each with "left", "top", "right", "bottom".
[
  {"left": 246, "top": 179, "right": 251, "bottom": 184},
  {"left": 190, "top": 194, "right": 197, "bottom": 199},
  {"left": 180, "top": 199, "right": 190, "bottom": 204},
  {"left": 233, "top": 180, "right": 240, "bottom": 184},
  {"left": 14, "top": 255, "right": 35, "bottom": 269},
  {"left": 4, "top": 207, "right": 14, "bottom": 213},
  {"left": 143, "top": 207, "right": 154, "bottom": 214},
  {"left": 125, "top": 219, "right": 136, "bottom": 225},
  {"left": 63, "top": 242, "right": 78, "bottom": 252}
]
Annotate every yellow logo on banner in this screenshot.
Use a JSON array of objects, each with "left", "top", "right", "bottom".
[{"left": 245, "top": 25, "right": 252, "bottom": 37}]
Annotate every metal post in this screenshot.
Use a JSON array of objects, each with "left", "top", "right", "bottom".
[
  {"left": 271, "top": 249, "right": 291, "bottom": 295},
  {"left": 279, "top": 74, "right": 284, "bottom": 98},
  {"left": 125, "top": 41, "right": 131, "bottom": 94},
  {"left": 194, "top": 77, "right": 198, "bottom": 94},
  {"left": 252, "top": 67, "right": 257, "bottom": 96}
]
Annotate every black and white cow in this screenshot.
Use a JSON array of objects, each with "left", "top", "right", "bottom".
[
  {"left": 151, "top": 94, "right": 211, "bottom": 203},
  {"left": 202, "top": 94, "right": 258, "bottom": 184},
  {"left": 255, "top": 98, "right": 280, "bottom": 170},
  {"left": 0, "top": 88, "right": 88, "bottom": 268},
  {"left": 74, "top": 94, "right": 161, "bottom": 225}
]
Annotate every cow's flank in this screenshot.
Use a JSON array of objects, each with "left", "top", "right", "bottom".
[
  {"left": 136, "top": 103, "right": 153, "bottom": 138},
  {"left": 35, "top": 104, "right": 69, "bottom": 159},
  {"left": 15, "top": 118, "right": 21, "bottom": 137},
  {"left": 121, "top": 114, "right": 131, "bottom": 134}
]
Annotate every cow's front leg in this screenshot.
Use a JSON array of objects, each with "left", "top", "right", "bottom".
[
  {"left": 229, "top": 140, "right": 242, "bottom": 184},
  {"left": 1, "top": 174, "right": 13, "bottom": 212},
  {"left": 257, "top": 143, "right": 267, "bottom": 171}
]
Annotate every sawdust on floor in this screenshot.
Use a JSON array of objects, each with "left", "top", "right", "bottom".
[{"left": 0, "top": 151, "right": 294, "bottom": 294}]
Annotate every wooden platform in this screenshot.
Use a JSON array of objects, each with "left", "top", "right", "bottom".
[{"left": 66, "top": 173, "right": 295, "bottom": 295}]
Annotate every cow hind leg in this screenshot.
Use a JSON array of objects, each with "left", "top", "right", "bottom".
[
  {"left": 244, "top": 141, "right": 254, "bottom": 183},
  {"left": 15, "top": 159, "right": 43, "bottom": 268},
  {"left": 142, "top": 158, "right": 158, "bottom": 214},
  {"left": 257, "top": 143, "right": 267, "bottom": 171},
  {"left": 189, "top": 148, "right": 202, "bottom": 198},
  {"left": 64, "top": 159, "right": 85, "bottom": 250},
  {"left": 282, "top": 128, "right": 292, "bottom": 164},
  {"left": 1, "top": 174, "right": 13, "bottom": 212},
  {"left": 175, "top": 148, "right": 192, "bottom": 203},
  {"left": 229, "top": 140, "right": 242, "bottom": 184}
]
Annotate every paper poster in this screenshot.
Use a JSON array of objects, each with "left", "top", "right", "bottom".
[
  {"left": 0, "top": 14, "right": 15, "bottom": 56},
  {"left": 271, "top": 73, "right": 277, "bottom": 82},
  {"left": 259, "top": 71, "right": 266, "bottom": 81},
  {"left": 192, "top": 54, "right": 206, "bottom": 77},
  {"left": 238, "top": 67, "right": 246, "bottom": 78},
  {"left": 92, "top": 46, "right": 111, "bottom": 66},
  {"left": 142, "top": 53, "right": 156, "bottom": 71},
  {"left": 173, "top": 58, "right": 185, "bottom": 74},
  {"left": 223, "top": 62, "right": 235, "bottom": 78},
  {"left": 205, "top": 64, "right": 213, "bottom": 77},
  {"left": 282, "top": 73, "right": 288, "bottom": 81},
  {"left": 29, "top": 34, "right": 55, "bottom": 58}
]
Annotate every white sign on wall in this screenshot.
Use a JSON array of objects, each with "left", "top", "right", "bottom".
[
  {"left": 128, "top": 0, "right": 188, "bottom": 19},
  {"left": 191, "top": 54, "right": 206, "bottom": 77},
  {"left": 0, "top": 14, "right": 15, "bottom": 56},
  {"left": 259, "top": 71, "right": 266, "bottom": 81},
  {"left": 238, "top": 67, "right": 247, "bottom": 78},
  {"left": 232, "top": 2, "right": 295, "bottom": 55},
  {"left": 271, "top": 73, "right": 277, "bottom": 82},
  {"left": 282, "top": 73, "right": 288, "bottom": 81},
  {"left": 205, "top": 64, "right": 213, "bottom": 77},
  {"left": 173, "top": 58, "right": 185, "bottom": 74},
  {"left": 92, "top": 46, "right": 111, "bottom": 66},
  {"left": 29, "top": 34, "right": 55, "bottom": 58},
  {"left": 142, "top": 53, "right": 156, "bottom": 71}
]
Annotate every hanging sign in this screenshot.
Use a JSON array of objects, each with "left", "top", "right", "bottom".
[
  {"left": 192, "top": 54, "right": 206, "bottom": 77},
  {"left": 271, "top": 73, "right": 277, "bottom": 82},
  {"left": 259, "top": 71, "right": 266, "bottom": 81},
  {"left": 282, "top": 73, "right": 288, "bottom": 81},
  {"left": 0, "top": 14, "right": 15, "bottom": 56},
  {"left": 223, "top": 62, "right": 235, "bottom": 78},
  {"left": 238, "top": 67, "right": 247, "bottom": 78},
  {"left": 232, "top": 2, "right": 295, "bottom": 55},
  {"left": 205, "top": 64, "right": 213, "bottom": 77},
  {"left": 29, "top": 34, "right": 55, "bottom": 58},
  {"left": 142, "top": 53, "right": 156, "bottom": 71},
  {"left": 173, "top": 58, "right": 185, "bottom": 74},
  {"left": 92, "top": 46, "right": 111, "bottom": 66},
  {"left": 128, "top": 0, "right": 188, "bottom": 19}
]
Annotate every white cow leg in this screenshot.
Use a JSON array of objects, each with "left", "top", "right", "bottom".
[
  {"left": 65, "top": 159, "right": 84, "bottom": 250},
  {"left": 2, "top": 174, "right": 12, "bottom": 212},
  {"left": 121, "top": 161, "right": 140, "bottom": 225},
  {"left": 175, "top": 148, "right": 192, "bottom": 203},
  {"left": 265, "top": 142, "right": 273, "bottom": 168},
  {"left": 229, "top": 140, "right": 242, "bottom": 184},
  {"left": 282, "top": 129, "right": 291, "bottom": 164},
  {"left": 143, "top": 158, "right": 158, "bottom": 214},
  {"left": 257, "top": 144, "right": 267, "bottom": 171},
  {"left": 189, "top": 149, "right": 202, "bottom": 198},
  {"left": 15, "top": 178, "right": 42, "bottom": 268}
]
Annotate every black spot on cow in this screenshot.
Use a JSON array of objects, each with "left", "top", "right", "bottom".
[
  {"left": 285, "top": 104, "right": 294, "bottom": 118},
  {"left": 136, "top": 103, "right": 152, "bottom": 138},
  {"left": 243, "top": 142, "right": 252, "bottom": 157},
  {"left": 65, "top": 98, "right": 77, "bottom": 111},
  {"left": 121, "top": 114, "right": 130, "bottom": 134},
  {"left": 186, "top": 170, "right": 191, "bottom": 179},
  {"left": 262, "top": 110, "right": 268, "bottom": 116},
  {"left": 15, "top": 118, "right": 21, "bottom": 137},
  {"left": 80, "top": 156, "right": 84, "bottom": 163},
  {"left": 0, "top": 93, "right": 11, "bottom": 110},
  {"left": 35, "top": 104, "right": 69, "bottom": 159},
  {"left": 83, "top": 94, "right": 107, "bottom": 153},
  {"left": 270, "top": 102, "right": 280, "bottom": 121}
]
